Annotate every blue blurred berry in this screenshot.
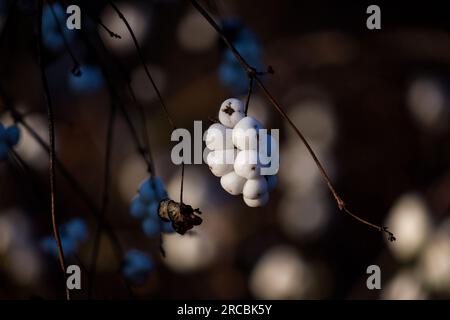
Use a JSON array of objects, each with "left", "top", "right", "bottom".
[
  {"left": 146, "top": 202, "right": 159, "bottom": 219},
  {"left": 42, "top": 3, "right": 74, "bottom": 51},
  {"left": 130, "top": 196, "right": 147, "bottom": 219},
  {"left": 161, "top": 221, "right": 175, "bottom": 234},
  {"left": 219, "top": 61, "right": 248, "bottom": 95},
  {"left": 68, "top": 65, "right": 104, "bottom": 94},
  {"left": 218, "top": 22, "right": 263, "bottom": 95},
  {"left": 138, "top": 177, "right": 167, "bottom": 204},
  {"left": 142, "top": 217, "right": 160, "bottom": 237},
  {"left": 219, "top": 59, "right": 263, "bottom": 95},
  {"left": 40, "top": 235, "right": 76, "bottom": 259},
  {"left": 64, "top": 218, "right": 88, "bottom": 242},
  {"left": 40, "top": 218, "right": 88, "bottom": 259},
  {"left": 122, "top": 249, "right": 154, "bottom": 285},
  {"left": 5, "top": 125, "right": 20, "bottom": 147}
]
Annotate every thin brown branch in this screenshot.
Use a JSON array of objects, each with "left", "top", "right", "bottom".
[
  {"left": 48, "top": 3, "right": 80, "bottom": 74},
  {"left": 88, "top": 96, "right": 117, "bottom": 299},
  {"left": 244, "top": 76, "right": 254, "bottom": 116},
  {"left": 36, "top": 0, "right": 70, "bottom": 300},
  {"left": 190, "top": 0, "right": 395, "bottom": 241},
  {"left": 107, "top": 0, "right": 177, "bottom": 131}
]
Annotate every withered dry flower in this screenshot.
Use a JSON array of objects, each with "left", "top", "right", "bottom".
[{"left": 158, "top": 199, "right": 202, "bottom": 235}]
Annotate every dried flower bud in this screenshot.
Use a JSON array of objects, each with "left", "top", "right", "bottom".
[{"left": 158, "top": 199, "right": 202, "bottom": 235}]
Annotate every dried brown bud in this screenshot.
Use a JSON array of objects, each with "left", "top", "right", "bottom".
[{"left": 158, "top": 199, "right": 202, "bottom": 235}]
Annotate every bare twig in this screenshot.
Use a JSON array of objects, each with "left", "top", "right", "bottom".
[
  {"left": 88, "top": 95, "right": 117, "bottom": 299},
  {"left": 97, "top": 17, "right": 122, "bottom": 39},
  {"left": 126, "top": 80, "right": 156, "bottom": 176},
  {"left": 35, "top": 0, "right": 70, "bottom": 300},
  {"left": 106, "top": 0, "right": 187, "bottom": 224},
  {"left": 244, "top": 76, "right": 254, "bottom": 116},
  {"left": 190, "top": 0, "right": 395, "bottom": 241},
  {"left": 107, "top": 0, "right": 177, "bottom": 131},
  {"left": 48, "top": 3, "right": 80, "bottom": 74},
  {"left": 5, "top": 104, "right": 134, "bottom": 296},
  {"left": 180, "top": 162, "right": 185, "bottom": 204}
]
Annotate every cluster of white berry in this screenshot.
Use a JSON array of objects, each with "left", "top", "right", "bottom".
[{"left": 205, "top": 98, "right": 278, "bottom": 207}]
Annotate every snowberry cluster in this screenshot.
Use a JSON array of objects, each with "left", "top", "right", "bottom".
[
  {"left": 122, "top": 249, "right": 154, "bottom": 285},
  {"left": 0, "top": 123, "right": 20, "bottom": 161},
  {"left": 129, "top": 177, "right": 175, "bottom": 236},
  {"left": 40, "top": 218, "right": 88, "bottom": 258},
  {"left": 205, "top": 98, "right": 278, "bottom": 207}
]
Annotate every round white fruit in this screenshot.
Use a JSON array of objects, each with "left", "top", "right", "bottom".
[
  {"left": 234, "top": 149, "right": 262, "bottom": 179},
  {"left": 243, "top": 177, "right": 268, "bottom": 200},
  {"left": 232, "top": 116, "right": 263, "bottom": 150},
  {"left": 205, "top": 123, "right": 233, "bottom": 150},
  {"left": 220, "top": 171, "right": 247, "bottom": 195},
  {"left": 244, "top": 192, "right": 269, "bottom": 207},
  {"left": 206, "top": 149, "right": 236, "bottom": 177},
  {"left": 219, "top": 98, "right": 245, "bottom": 128}
]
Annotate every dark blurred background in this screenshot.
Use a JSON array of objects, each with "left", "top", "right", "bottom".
[{"left": 0, "top": 0, "right": 450, "bottom": 299}]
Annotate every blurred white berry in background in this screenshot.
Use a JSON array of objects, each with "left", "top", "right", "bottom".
[
  {"left": 249, "top": 246, "right": 316, "bottom": 299},
  {"left": 177, "top": 9, "right": 218, "bottom": 53},
  {"left": 385, "top": 193, "right": 432, "bottom": 261},
  {"left": 279, "top": 142, "right": 335, "bottom": 197},
  {"left": 382, "top": 269, "right": 428, "bottom": 300},
  {"left": 167, "top": 166, "right": 224, "bottom": 211},
  {"left": 1, "top": 111, "right": 50, "bottom": 171},
  {"left": 407, "top": 76, "right": 449, "bottom": 131},
  {"left": 100, "top": 2, "right": 150, "bottom": 55},
  {"left": 162, "top": 229, "right": 217, "bottom": 273},
  {"left": 418, "top": 219, "right": 450, "bottom": 295},
  {"left": 278, "top": 191, "right": 331, "bottom": 241},
  {"left": 286, "top": 98, "right": 337, "bottom": 151},
  {"left": 0, "top": 209, "right": 43, "bottom": 286}
]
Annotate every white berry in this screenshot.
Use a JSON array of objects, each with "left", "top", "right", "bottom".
[
  {"left": 232, "top": 116, "right": 263, "bottom": 150},
  {"left": 243, "top": 177, "right": 268, "bottom": 200},
  {"left": 220, "top": 171, "right": 247, "bottom": 195},
  {"left": 206, "top": 149, "right": 236, "bottom": 177},
  {"left": 265, "top": 175, "right": 277, "bottom": 191},
  {"left": 219, "top": 98, "right": 245, "bottom": 128},
  {"left": 244, "top": 192, "right": 269, "bottom": 207},
  {"left": 205, "top": 123, "right": 233, "bottom": 150},
  {"left": 234, "top": 149, "right": 261, "bottom": 179}
]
